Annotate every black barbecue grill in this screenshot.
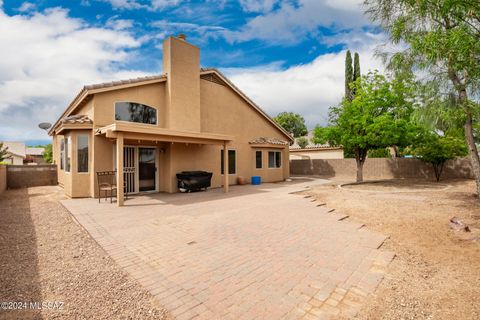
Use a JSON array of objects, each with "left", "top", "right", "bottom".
[{"left": 176, "top": 171, "right": 213, "bottom": 192}]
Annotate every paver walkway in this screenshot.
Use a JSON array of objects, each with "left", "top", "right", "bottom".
[{"left": 62, "top": 179, "right": 394, "bottom": 320}]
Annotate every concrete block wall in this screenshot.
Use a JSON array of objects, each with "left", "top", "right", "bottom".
[
  {"left": 0, "top": 165, "right": 6, "bottom": 194},
  {"left": 290, "top": 157, "right": 473, "bottom": 180},
  {"left": 6, "top": 165, "right": 58, "bottom": 189}
]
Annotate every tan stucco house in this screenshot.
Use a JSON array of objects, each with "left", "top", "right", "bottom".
[{"left": 49, "top": 35, "right": 293, "bottom": 205}]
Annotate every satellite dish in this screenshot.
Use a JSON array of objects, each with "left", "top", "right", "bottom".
[{"left": 38, "top": 122, "right": 52, "bottom": 130}]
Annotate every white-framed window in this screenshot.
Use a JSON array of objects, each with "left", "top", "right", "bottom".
[
  {"left": 77, "top": 134, "right": 89, "bottom": 173},
  {"left": 255, "top": 151, "right": 262, "bottom": 169},
  {"left": 65, "top": 136, "right": 71, "bottom": 172},
  {"left": 115, "top": 102, "right": 157, "bottom": 125},
  {"left": 221, "top": 150, "right": 236, "bottom": 175},
  {"left": 60, "top": 138, "right": 65, "bottom": 170},
  {"left": 268, "top": 151, "right": 282, "bottom": 168}
]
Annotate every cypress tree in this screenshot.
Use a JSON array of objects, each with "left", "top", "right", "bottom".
[
  {"left": 353, "top": 52, "right": 361, "bottom": 82},
  {"left": 352, "top": 52, "right": 361, "bottom": 96},
  {"left": 345, "top": 50, "right": 353, "bottom": 100}
]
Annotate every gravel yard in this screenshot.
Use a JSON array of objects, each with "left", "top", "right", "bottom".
[
  {"left": 0, "top": 186, "right": 169, "bottom": 320},
  {"left": 305, "top": 178, "right": 480, "bottom": 320}
]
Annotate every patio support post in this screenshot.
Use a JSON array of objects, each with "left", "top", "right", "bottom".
[
  {"left": 223, "top": 140, "right": 229, "bottom": 193},
  {"left": 116, "top": 132, "right": 124, "bottom": 206}
]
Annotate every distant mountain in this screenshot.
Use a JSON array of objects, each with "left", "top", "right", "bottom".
[{"left": 25, "top": 139, "right": 52, "bottom": 147}]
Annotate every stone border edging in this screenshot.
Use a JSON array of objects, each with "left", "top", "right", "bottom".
[{"left": 337, "top": 179, "right": 451, "bottom": 193}]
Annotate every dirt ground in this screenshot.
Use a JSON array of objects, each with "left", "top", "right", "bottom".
[
  {"left": 0, "top": 186, "right": 169, "bottom": 320},
  {"left": 305, "top": 178, "right": 480, "bottom": 320}
]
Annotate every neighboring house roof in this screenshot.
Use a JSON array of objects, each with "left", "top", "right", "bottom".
[
  {"left": 249, "top": 137, "right": 289, "bottom": 146},
  {"left": 26, "top": 147, "right": 45, "bottom": 156},
  {"left": 2, "top": 141, "right": 26, "bottom": 158},
  {"left": 290, "top": 131, "right": 342, "bottom": 150},
  {"left": 49, "top": 69, "right": 294, "bottom": 142}
]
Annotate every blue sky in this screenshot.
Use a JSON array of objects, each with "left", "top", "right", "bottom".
[{"left": 0, "top": 0, "right": 384, "bottom": 143}]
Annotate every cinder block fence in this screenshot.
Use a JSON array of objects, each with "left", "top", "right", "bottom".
[
  {"left": 290, "top": 157, "right": 473, "bottom": 180},
  {"left": 4, "top": 165, "right": 57, "bottom": 189}
]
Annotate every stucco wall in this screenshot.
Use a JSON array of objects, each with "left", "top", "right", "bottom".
[
  {"left": 94, "top": 82, "right": 166, "bottom": 128},
  {"left": 290, "top": 157, "right": 473, "bottom": 180},
  {"left": 6, "top": 165, "right": 57, "bottom": 188},
  {"left": 0, "top": 165, "right": 6, "bottom": 193},
  {"left": 200, "top": 77, "right": 290, "bottom": 184}
]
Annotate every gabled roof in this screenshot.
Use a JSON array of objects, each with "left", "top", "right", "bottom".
[
  {"left": 1, "top": 141, "right": 26, "bottom": 158},
  {"left": 84, "top": 75, "right": 167, "bottom": 90},
  {"left": 49, "top": 76, "right": 167, "bottom": 135},
  {"left": 26, "top": 147, "right": 45, "bottom": 156},
  {"left": 249, "top": 137, "right": 289, "bottom": 146},
  {"left": 49, "top": 69, "right": 294, "bottom": 142},
  {"left": 61, "top": 115, "right": 93, "bottom": 124}
]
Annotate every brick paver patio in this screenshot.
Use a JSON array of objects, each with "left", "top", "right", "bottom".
[{"left": 62, "top": 179, "right": 394, "bottom": 320}]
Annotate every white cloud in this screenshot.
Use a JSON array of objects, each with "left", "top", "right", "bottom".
[
  {"left": 0, "top": 8, "right": 151, "bottom": 141},
  {"left": 224, "top": 0, "right": 369, "bottom": 44},
  {"left": 224, "top": 42, "right": 383, "bottom": 128},
  {"left": 100, "top": 0, "right": 183, "bottom": 11},
  {"left": 101, "top": 0, "right": 145, "bottom": 10},
  {"left": 106, "top": 15, "right": 134, "bottom": 30},
  {"left": 151, "top": 0, "right": 182, "bottom": 10},
  {"left": 239, "top": 0, "right": 279, "bottom": 13},
  {"left": 17, "top": 2, "right": 36, "bottom": 12}
]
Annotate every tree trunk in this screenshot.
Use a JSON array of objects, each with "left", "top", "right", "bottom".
[
  {"left": 448, "top": 67, "right": 480, "bottom": 198},
  {"left": 464, "top": 112, "right": 480, "bottom": 196},
  {"left": 356, "top": 160, "right": 364, "bottom": 182},
  {"left": 432, "top": 162, "right": 445, "bottom": 182},
  {"left": 355, "top": 148, "right": 368, "bottom": 182}
]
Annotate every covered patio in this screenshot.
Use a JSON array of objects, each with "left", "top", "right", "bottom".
[{"left": 96, "top": 122, "right": 234, "bottom": 206}]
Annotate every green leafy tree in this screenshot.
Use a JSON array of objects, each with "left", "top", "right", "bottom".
[
  {"left": 296, "top": 137, "right": 309, "bottom": 149},
  {"left": 313, "top": 71, "right": 417, "bottom": 182},
  {"left": 345, "top": 50, "right": 354, "bottom": 100},
  {"left": 0, "top": 142, "right": 8, "bottom": 162},
  {"left": 273, "top": 112, "right": 308, "bottom": 138},
  {"left": 43, "top": 144, "right": 53, "bottom": 164},
  {"left": 413, "top": 132, "right": 467, "bottom": 181},
  {"left": 368, "top": 148, "right": 391, "bottom": 158},
  {"left": 364, "top": 0, "right": 480, "bottom": 197}
]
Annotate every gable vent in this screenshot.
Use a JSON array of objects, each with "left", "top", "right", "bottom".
[{"left": 200, "top": 73, "right": 227, "bottom": 86}]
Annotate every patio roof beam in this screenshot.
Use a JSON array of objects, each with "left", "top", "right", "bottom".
[{"left": 105, "top": 130, "right": 227, "bottom": 145}]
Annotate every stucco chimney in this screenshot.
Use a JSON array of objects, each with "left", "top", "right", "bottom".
[{"left": 162, "top": 35, "right": 201, "bottom": 132}]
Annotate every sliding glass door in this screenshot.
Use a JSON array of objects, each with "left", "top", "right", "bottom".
[{"left": 138, "top": 148, "right": 156, "bottom": 192}]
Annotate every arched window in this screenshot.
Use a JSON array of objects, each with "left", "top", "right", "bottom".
[{"left": 115, "top": 102, "right": 157, "bottom": 125}]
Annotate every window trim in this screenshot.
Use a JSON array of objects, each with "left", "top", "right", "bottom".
[
  {"left": 255, "top": 150, "right": 262, "bottom": 169},
  {"left": 76, "top": 134, "right": 89, "bottom": 174},
  {"left": 114, "top": 101, "right": 159, "bottom": 126},
  {"left": 220, "top": 149, "right": 237, "bottom": 175},
  {"left": 65, "top": 136, "right": 71, "bottom": 173},
  {"left": 268, "top": 151, "right": 282, "bottom": 169}
]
